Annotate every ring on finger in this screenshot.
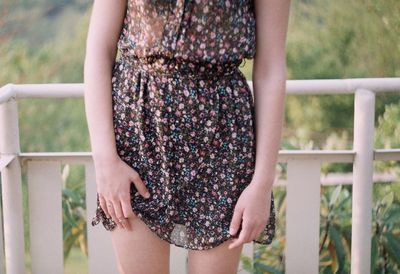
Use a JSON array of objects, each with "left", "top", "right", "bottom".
[{"left": 118, "top": 217, "right": 127, "bottom": 223}]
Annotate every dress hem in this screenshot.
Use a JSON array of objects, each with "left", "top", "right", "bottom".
[{"left": 91, "top": 203, "right": 274, "bottom": 251}]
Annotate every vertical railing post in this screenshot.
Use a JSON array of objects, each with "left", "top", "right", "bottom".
[
  {"left": 0, "top": 97, "right": 26, "bottom": 274},
  {"left": 285, "top": 158, "right": 321, "bottom": 274},
  {"left": 351, "top": 88, "right": 375, "bottom": 274},
  {"left": 27, "top": 161, "right": 63, "bottom": 274},
  {"left": 0, "top": 188, "right": 4, "bottom": 274},
  {"left": 85, "top": 161, "right": 118, "bottom": 274}
]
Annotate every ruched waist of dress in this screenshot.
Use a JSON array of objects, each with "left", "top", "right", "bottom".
[{"left": 117, "top": 53, "right": 244, "bottom": 80}]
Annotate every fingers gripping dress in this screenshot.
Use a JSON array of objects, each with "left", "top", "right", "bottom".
[{"left": 91, "top": 0, "right": 276, "bottom": 250}]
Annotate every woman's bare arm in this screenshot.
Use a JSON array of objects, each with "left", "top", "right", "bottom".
[
  {"left": 250, "top": 0, "right": 290, "bottom": 192},
  {"left": 84, "top": 0, "right": 126, "bottom": 163},
  {"left": 84, "top": 0, "right": 150, "bottom": 230},
  {"left": 228, "top": 0, "right": 290, "bottom": 249}
]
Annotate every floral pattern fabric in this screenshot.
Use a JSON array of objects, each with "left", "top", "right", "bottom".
[{"left": 91, "top": 0, "right": 276, "bottom": 250}]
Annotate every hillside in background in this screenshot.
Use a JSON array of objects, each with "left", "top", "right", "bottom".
[{"left": 2, "top": 0, "right": 91, "bottom": 48}]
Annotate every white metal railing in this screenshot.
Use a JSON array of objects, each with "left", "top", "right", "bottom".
[{"left": 1, "top": 78, "right": 400, "bottom": 274}]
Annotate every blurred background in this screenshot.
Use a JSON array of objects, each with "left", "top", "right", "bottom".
[{"left": 0, "top": 0, "right": 399, "bottom": 273}]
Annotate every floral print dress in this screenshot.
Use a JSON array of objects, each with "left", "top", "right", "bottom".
[{"left": 91, "top": 0, "right": 276, "bottom": 250}]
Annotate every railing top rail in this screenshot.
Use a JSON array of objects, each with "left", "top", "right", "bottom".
[{"left": 1, "top": 77, "right": 400, "bottom": 103}]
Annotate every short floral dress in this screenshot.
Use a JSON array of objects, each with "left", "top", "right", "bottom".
[{"left": 91, "top": 0, "right": 276, "bottom": 250}]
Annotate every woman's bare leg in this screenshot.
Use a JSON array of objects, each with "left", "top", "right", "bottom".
[
  {"left": 110, "top": 216, "right": 171, "bottom": 274},
  {"left": 187, "top": 239, "right": 243, "bottom": 274}
]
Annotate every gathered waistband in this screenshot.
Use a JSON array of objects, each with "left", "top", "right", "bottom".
[{"left": 118, "top": 54, "right": 243, "bottom": 80}]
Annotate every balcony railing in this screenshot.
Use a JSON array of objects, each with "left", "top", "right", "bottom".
[{"left": 1, "top": 78, "right": 400, "bottom": 274}]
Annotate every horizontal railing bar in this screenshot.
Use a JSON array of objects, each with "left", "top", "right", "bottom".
[
  {"left": 1, "top": 77, "right": 400, "bottom": 103},
  {"left": 18, "top": 152, "right": 93, "bottom": 165},
  {"left": 17, "top": 150, "right": 356, "bottom": 164},
  {"left": 12, "top": 150, "right": 400, "bottom": 167},
  {"left": 274, "top": 172, "right": 398, "bottom": 186},
  {"left": 279, "top": 149, "right": 355, "bottom": 162},
  {"left": 285, "top": 78, "right": 400, "bottom": 95},
  {"left": 14, "top": 149, "right": 400, "bottom": 163},
  {"left": 374, "top": 148, "right": 400, "bottom": 161},
  {"left": 19, "top": 152, "right": 92, "bottom": 157}
]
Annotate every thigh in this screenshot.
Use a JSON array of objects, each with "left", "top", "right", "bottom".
[
  {"left": 187, "top": 239, "right": 244, "bottom": 274},
  {"left": 110, "top": 216, "right": 171, "bottom": 274}
]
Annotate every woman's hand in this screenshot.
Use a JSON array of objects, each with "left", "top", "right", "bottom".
[
  {"left": 94, "top": 154, "right": 151, "bottom": 230},
  {"left": 228, "top": 180, "right": 272, "bottom": 249}
]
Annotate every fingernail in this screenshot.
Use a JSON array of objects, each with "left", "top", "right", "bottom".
[
  {"left": 144, "top": 192, "right": 150, "bottom": 198},
  {"left": 229, "top": 227, "right": 235, "bottom": 235}
]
